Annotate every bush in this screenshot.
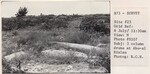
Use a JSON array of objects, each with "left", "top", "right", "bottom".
[
  {"left": 16, "top": 31, "right": 60, "bottom": 55},
  {"left": 2, "top": 18, "right": 17, "bottom": 31},
  {"left": 2, "top": 59, "right": 12, "bottom": 73},
  {"left": 100, "top": 35, "right": 110, "bottom": 44},
  {"left": 80, "top": 15, "right": 110, "bottom": 34},
  {"left": 40, "top": 18, "right": 68, "bottom": 30},
  {"left": 101, "top": 52, "right": 110, "bottom": 73},
  {"left": 2, "top": 17, "right": 35, "bottom": 31},
  {"left": 2, "top": 15, "right": 68, "bottom": 31},
  {"left": 65, "top": 31, "right": 90, "bottom": 44},
  {"left": 17, "top": 32, "right": 45, "bottom": 47},
  {"left": 87, "top": 32, "right": 101, "bottom": 46},
  {"left": 12, "top": 31, "right": 19, "bottom": 36}
]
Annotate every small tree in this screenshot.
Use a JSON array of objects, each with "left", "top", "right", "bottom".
[{"left": 15, "top": 7, "right": 28, "bottom": 17}]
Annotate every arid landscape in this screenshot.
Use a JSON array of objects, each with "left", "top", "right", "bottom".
[{"left": 2, "top": 14, "right": 110, "bottom": 73}]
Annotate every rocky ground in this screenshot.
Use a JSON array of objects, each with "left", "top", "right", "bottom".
[
  {"left": 2, "top": 15, "right": 110, "bottom": 73},
  {"left": 21, "top": 62, "right": 107, "bottom": 73}
]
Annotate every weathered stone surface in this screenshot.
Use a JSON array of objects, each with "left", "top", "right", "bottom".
[
  {"left": 41, "top": 50, "right": 88, "bottom": 60},
  {"left": 4, "top": 51, "right": 28, "bottom": 62},
  {"left": 53, "top": 42, "right": 108, "bottom": 55}
]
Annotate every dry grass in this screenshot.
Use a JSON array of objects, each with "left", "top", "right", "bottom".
[{"left": 2, "top": 14, "right": 110, "bottom": 73}]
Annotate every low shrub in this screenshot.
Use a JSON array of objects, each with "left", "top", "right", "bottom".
[
  {"left": 64, "top": 31, "right": 90, "bottom": 44},
  {"left": 80, "top": 15, "right": 110, "bottom": 34},
  {"left": 40, "top": 18, "right": 68, "bottom": 30},
  {"left": 100, "top": 35, "right": 110, "bottom": 44},
  {"left": 12, "top": 31, "right": 19, "bottom": 36},
  {"left": 2, "top": 58, "right": 12, "bottom": 73}
]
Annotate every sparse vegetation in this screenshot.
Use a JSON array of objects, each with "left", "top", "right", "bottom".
[{"left": 2, "top": 14, "right": 110, "bottom": 73}]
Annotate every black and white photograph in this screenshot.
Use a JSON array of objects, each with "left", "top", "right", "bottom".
[{"left": 2, "top": 1, "right": 110, "bottom": 73}]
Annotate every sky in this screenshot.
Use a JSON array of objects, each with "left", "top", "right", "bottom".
[{"left": 2, "top": 1, "right": 110, "bottom": 17}]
